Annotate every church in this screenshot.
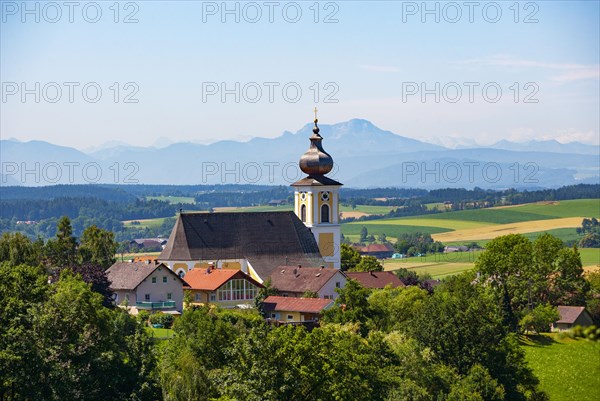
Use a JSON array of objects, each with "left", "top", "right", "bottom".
[{"left": 158, "top": 113, "right": 342, "bottom": 283}]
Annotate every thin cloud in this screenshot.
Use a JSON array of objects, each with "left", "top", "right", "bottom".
[{"left": 454, "top": 55, "right": 599, "bottom": 82}]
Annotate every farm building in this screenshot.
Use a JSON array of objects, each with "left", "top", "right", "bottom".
[{"left": 551, "top": 306, "right": 594, "bottom": 331}]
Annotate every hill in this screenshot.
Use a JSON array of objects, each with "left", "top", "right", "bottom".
[{"left": 2, "top": 119, "right": 597, "bottom": 188}]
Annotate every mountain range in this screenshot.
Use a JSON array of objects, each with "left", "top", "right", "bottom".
[{"left": 1, "top": 119, "right": 598, "bottom": 189}]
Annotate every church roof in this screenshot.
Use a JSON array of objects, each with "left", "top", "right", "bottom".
[
  {"left": 159, "top": 211, "right": 324, "bottom": 280},
  {"left": 291, "top": 175, "right": 343, "bottom": 187}
]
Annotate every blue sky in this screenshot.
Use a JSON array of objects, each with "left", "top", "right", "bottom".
[{"left": 1, "top": 0, "right": 599, "bottom": 149}]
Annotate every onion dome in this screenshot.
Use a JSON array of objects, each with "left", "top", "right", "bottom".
[{"left": 299, "top": 118, "right": 334, "bottom": 176}]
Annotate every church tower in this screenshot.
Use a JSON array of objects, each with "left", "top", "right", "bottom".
[{"left": 292, "top": 110, "right": 342, "bottom": 269}]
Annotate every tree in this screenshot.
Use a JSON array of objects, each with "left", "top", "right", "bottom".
[
  {"left": 68, "top": 263, "right": 115, "bottom": 308},
  {"left": 476, "top": 234, "right": 533, "bottom": 331},
  {"left": 254, "top": 278, "right": 278, "bottom": 316},
  {"left": 406, "top": 273, "right": 544, "bottom": 401},
  {"left": 323, "top": 279, "right": 373, "bottom": 335},
  {"left": 45, "top": 216, "right": 78, "bottom": 269},
  {"left": 360, "top": 226, "right": 368, "bottom": 243},
  {"left": 394, "top": 267, "right": 420, "bottom": 286},
  {"left": 0, "top": 232, "right": 44, "bottom": 266},
  {"left": 551, "top": 246, "right": 590, "bottom": 305},
  {"left": 351, "top": 255, "right": 384, "bottom": 272},
  {"left": 79, "top": 225, "right": 117, "bottom": 268},
  {"left": 340, "top": 243, "right": 361, "bottom": 272},
  {"left": 519, "top": 304, "right": 559, "bottom": 334}
]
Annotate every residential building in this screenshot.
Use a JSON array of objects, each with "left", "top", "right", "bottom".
[
  {"left": 345, "top": 271, "right": 405, "bottom": 289},
  {"left": 106, "top": 260, "right": 186, "bottom": 314},
  {"left": 263, "top": 296, "right": 334, "bottom": 324},
  {"left": 551, "top": 306, "right": 594, "bottom": 331},
  {"left": 183, "top": 267, "right": 264, "bottom": 308},
  {"left": 269, "top": 265, "right": 346, "bottom": 299},
  {"left": 353, "top": 243, "right": 395, "bottom": 259}
]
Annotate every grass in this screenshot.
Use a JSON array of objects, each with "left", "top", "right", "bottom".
[
  {"left": 384, "top": 261, "right": 474, "bottom": 278},
  {"left": 342, "top": 223, "right": 451, "bottom": 238},
  {"left": 123, "top": 216, "right": 174, "bottom": 229},
  {"left": 339, "top": 205, "right": 397, "bottom": 215},
  {"left": 579, "top": 248, "right": 600, "bottom": 268},
  {"left": 213, "top": 205, "right": 294, "bottom": 213},
  {"left": 146, "top": 195, "right": 196, "bottom": 204},
  {"left": 521, "top": 333, "right": 600, "bottom": 401},
  {"left": 431, "top": 217, "right": 584, "bottom": 243},
  {"left": 145, "top": 327, "right": 175, "bottom": 339}
]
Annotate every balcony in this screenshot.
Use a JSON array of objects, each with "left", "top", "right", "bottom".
[{"left": 135, "top": 301, "right": 176, "bottom": 310}]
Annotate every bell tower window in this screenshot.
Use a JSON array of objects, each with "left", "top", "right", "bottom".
[
  {"left": 321, "top": 204, "right": 330, "bottom": 223},
  {"left": 301, "top": 204, "right": 307, "bottom": 222}
]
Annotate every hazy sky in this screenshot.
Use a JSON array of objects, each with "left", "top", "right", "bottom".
[{"left": 2, "top": 0, "right": 599, "bottom": 149}]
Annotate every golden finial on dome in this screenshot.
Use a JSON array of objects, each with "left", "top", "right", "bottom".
[{"left": 313, "top": 106, "right": 318, "bottom": 122}]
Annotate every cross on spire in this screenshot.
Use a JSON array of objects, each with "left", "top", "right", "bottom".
[{"left": 313, "top": 106, "right": 318, "bottom": 121}]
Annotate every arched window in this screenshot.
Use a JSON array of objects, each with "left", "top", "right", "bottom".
[
  {"left": 300, "top": 204, "right": 306, "bottom": 222},
  {"left": 321, "top": 204, "right": 330, "bottom": 223}
]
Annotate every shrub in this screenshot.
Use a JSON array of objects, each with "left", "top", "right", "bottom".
[
  {"left": 568, "top": 325, "right": 599, "bottom": 342},
  {"left": 149, "top": 312, "right": 174, "bottom": 328},
  {"left": 137, "top": 310, "right": 150, "bottom": 324}
]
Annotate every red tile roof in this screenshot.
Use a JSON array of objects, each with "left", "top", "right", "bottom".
[
  {"left": 354, "top": 243, "right": 395, "bottom": 253},
  {"left": 263, "top": 296, "right": 334, "bottom": 314},
  {"left": 269, "top": 266, "right": 342, "bottom": 294},
  {"left": 346, "top": 271, "right": 405, "bottom": 289},
  {"left": 183, "top": 268, "right": 263, "bottom": 291},
  {"left": 556, "top": 306, "right": 587, "bottom": 324}
]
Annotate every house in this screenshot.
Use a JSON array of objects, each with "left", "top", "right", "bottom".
[
  {"left": 269, "top": 265, "right": 347, "bottom": 299},
  {"left": 353, "top": 243, "right": 395, "bottom": 259},
  {"left": 158, "top": 211, "right": 325, "bottom": 282},
  {"left": 345, "top": 271, "right": 405, "bottom": 289},
  {"left": 444, "top": 245, "right": 469, "bottom": 253},
  {"left": 551, "top": 306, "right": 594, "bottom": 331},
  {"left": 263, "top": 295, "right": 334, "bottom": 324},
  {"left": 183, "top": 267, "right": 264, "bottom": 308},
  {"left": 106, "top": 260, "right": 186, "bottom": 315}
]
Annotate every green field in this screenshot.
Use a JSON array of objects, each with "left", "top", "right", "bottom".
[
  {"left": 145, "top": 327, "right": 175, "bottom": 339},
  {"left": 579, "top": 248, "right": 600, "bottom": 268},
  {"left": 340, "top": 205, "right": 397, "bottom": 215},
  {"left": 521, "top": 334, "right": 600, "bottom": 401},
  {"left": 147, "top": 196, "right": 196, "bottom": 204},
  {"left": 342, "top": 223, "right": 450, "bottom": 239},
  {"left": 341, "top": 200, "right": 600, "bottom": 243},
  {"left": 123, "top": 216, "right": 174, "bottom": 229}
]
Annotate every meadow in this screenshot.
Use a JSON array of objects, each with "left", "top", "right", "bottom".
[
  {"left": 343, "top": 199, "right": 600, "bottom": 245},
  {"left": 521, "top": 334, "right": 600, "bottom": 401}
]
